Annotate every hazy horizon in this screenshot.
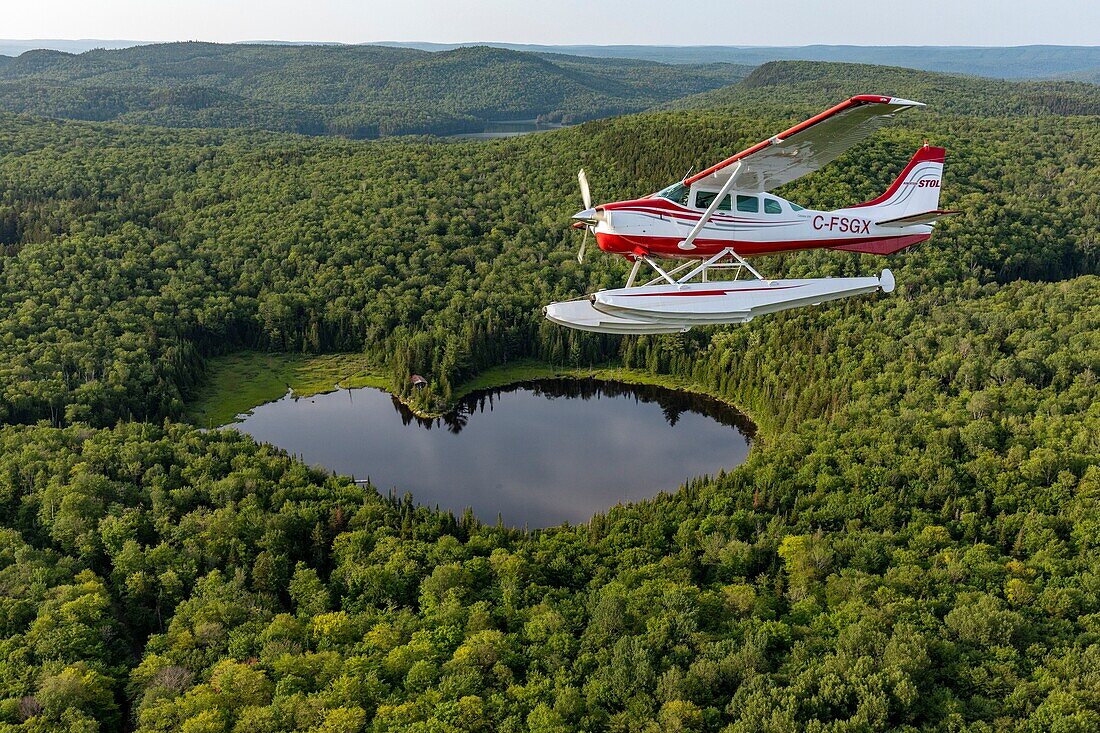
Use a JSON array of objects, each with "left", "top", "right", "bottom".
[
  {"left": 3, "top": 39, "right": 1100, "bottom": 49},
  {"left": 3, "top": 0, "right": 1098, "bottom": 47}
]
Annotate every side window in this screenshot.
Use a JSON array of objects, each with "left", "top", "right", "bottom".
[
  {"left": 695, "top": 191, "right": 732, "bottom": 210},
  {"left": 789, "top": 202, "right": 805, "bottom": 211},
  {"left": 736, "top": 195, "right": 759, "bottom": 213},
  {"left": 764, "top": 198, "right": 783, "bottom": 215}
]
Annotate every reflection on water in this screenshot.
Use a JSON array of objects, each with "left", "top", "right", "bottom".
[
  {"left": 230, "top": 378, "right": 753, "bottom": 527},
  {"left": 395, "top": 379, "right": 756, "bottom": 436}
]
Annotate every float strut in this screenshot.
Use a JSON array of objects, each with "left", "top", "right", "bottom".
[
  {"left": 677, "top": 248, "right": 764, "bottom": 283},
  {"left": 642, "top": 257, "right": 678, "bottom": 286}
]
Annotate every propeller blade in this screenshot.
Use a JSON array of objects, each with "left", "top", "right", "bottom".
[
  {"left": 578, "top": 169, "right": 591, "bottom": 210},
  {"left": 577, "top": 226, "right": 589, "bottom": 264}
]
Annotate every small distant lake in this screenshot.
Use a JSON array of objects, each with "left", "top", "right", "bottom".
[
  {"left": 229, "top": 379, "right": 753, "bottom": 527},
  {"left": 448, "top": 119, "right": 566, "bottom": 140}
]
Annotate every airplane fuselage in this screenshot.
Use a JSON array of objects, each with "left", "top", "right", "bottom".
[
  {"left": 549, "top": 97, "right": 950, "bottom": 335},
  {"left": 591, "top": 191, "right": 931, "bottom": 259}
]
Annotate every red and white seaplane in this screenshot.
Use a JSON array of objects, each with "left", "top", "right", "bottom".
[{"left": 545, "top": 95, "right": 957, "bottom": 334}]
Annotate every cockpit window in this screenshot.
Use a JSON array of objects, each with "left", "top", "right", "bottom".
[
  {"left": 764, "top": 198, "right": 783, "bottom": 215},
  {"left": 657, "top": 182, "right": 690, "bottom": 206},
  {"left": 694, "top": 191, "right": 732, "bottom": 211},
  {"left": 736, "top": 195, "right": 759, "bottom": 213}
]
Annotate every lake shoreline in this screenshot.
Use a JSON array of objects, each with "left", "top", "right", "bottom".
[
  {"left": 188, "top": 353, "right": 762, "bottom": 450},
  {"left": 228, "top": 372, "right": 754, "bottom": 527}
]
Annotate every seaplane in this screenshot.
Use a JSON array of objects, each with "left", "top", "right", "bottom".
[{"left": 545, "top": 95, "right": 957, "bottom": 334}]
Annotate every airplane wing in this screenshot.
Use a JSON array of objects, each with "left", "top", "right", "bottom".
[{"left": 683, "top": 95, "right": 924, "bottom": 193}]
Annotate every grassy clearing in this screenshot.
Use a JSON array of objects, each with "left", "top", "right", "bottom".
[
  {"left": 185, "top": 352, "right": 388, "bottom": 427},
  {"left": 185, "top": 353, "right": 759, "bottom": 439}
]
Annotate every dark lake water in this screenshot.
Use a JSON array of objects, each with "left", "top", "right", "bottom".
[
  {"left": 229, "top": 379, "right": 753, "bottom": 527},
  {"left": 447, "top": 119, "right": 566, "bottom": 139}
]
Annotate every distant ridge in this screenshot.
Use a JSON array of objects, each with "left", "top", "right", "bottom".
[
  {"left": 0, "top": 42, "right": 750, "bottom": 137},
  {"left": 666, "top": 60, "right": 1100, "bottom": 117},
  {"left": 1, "top": 44, "right": 1095, "bottom": 140},
  {"left": 0, "top": 39, "right": 150, "bottom": 56},
  {"left": 3, "top": 40, "right": 1099, "bottom": 80},
  {"left": 377, "top": 42, "right": 1100, "bottom": 80}
]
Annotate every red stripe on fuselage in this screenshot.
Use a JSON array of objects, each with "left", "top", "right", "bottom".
[{"left": 595, "top": 231, "right": 930, "bottom": 258}]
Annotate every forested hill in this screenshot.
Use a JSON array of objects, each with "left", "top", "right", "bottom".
[
  {"left": 668, "top": 60, "right": 1100, "bottom": 117},
  {"left": 0, "top": 42, "right": 749, "bottom": 137},
  {"left": 387, "top": 42, "right": 1100, "bottom": 80},
  {"left": 6, "top": 40, "right": 1100, "bottom": 78}
]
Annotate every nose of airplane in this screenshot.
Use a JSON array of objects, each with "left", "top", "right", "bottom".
[{"left": 573, "top": 207, "right": 598, "bottom": 222}]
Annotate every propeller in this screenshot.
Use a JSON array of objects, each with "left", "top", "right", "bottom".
[{"left": 576, "top": 169, "right": 592, "bottom": 263}]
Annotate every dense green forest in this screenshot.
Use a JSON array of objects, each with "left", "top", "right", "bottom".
[
  {"left": 1065, "top": 68, "right": 1100, "bottom": 85},
  {"left": 0, "top": 43, "right": 749, "bottom": 137},
  {"left": 1, "top": 92, "right": 1096, "bottom": 424},
  {"left": 0, "top": 59, "right": 1097, "bottom": 731}
]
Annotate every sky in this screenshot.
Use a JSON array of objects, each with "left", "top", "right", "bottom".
[{"left": 1, "top": 0, "right": 1098, "bottom": 46}]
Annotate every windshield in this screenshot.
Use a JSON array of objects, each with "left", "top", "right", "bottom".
[{"left": 656, "top": 182, "right": 690, "bottom": 206}]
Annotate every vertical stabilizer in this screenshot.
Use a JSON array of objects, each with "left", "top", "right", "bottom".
[{"left": 852, "top": 145, "right": 945, "bottom": 220}]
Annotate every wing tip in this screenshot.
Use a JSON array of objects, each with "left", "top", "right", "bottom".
[{"left": 852, "top": 94, "right": 925, "bottom": 108}]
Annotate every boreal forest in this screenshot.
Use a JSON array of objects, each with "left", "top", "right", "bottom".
[{"left": 0, "top": 42, "right": 1097, "bottom": 733}]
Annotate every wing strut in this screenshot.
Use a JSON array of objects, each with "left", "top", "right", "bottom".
[{"left": 678, "top": 162, "right": 742, "bottom": 251}]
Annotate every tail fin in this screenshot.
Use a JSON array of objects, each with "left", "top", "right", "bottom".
[
  {"left": 853, "top": 144, "right": 945, "bottom": 219},
  {"left": 831, "top": 145, "right": 948, "bottom": 255}
]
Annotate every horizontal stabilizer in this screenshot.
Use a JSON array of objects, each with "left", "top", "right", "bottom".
[{"left": 876, "top": 209, "right": 960, "bottom": 228}]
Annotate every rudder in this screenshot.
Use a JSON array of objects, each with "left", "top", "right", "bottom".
[{"left": 852, "top": 144, "right": 945, "bottom": 219}]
